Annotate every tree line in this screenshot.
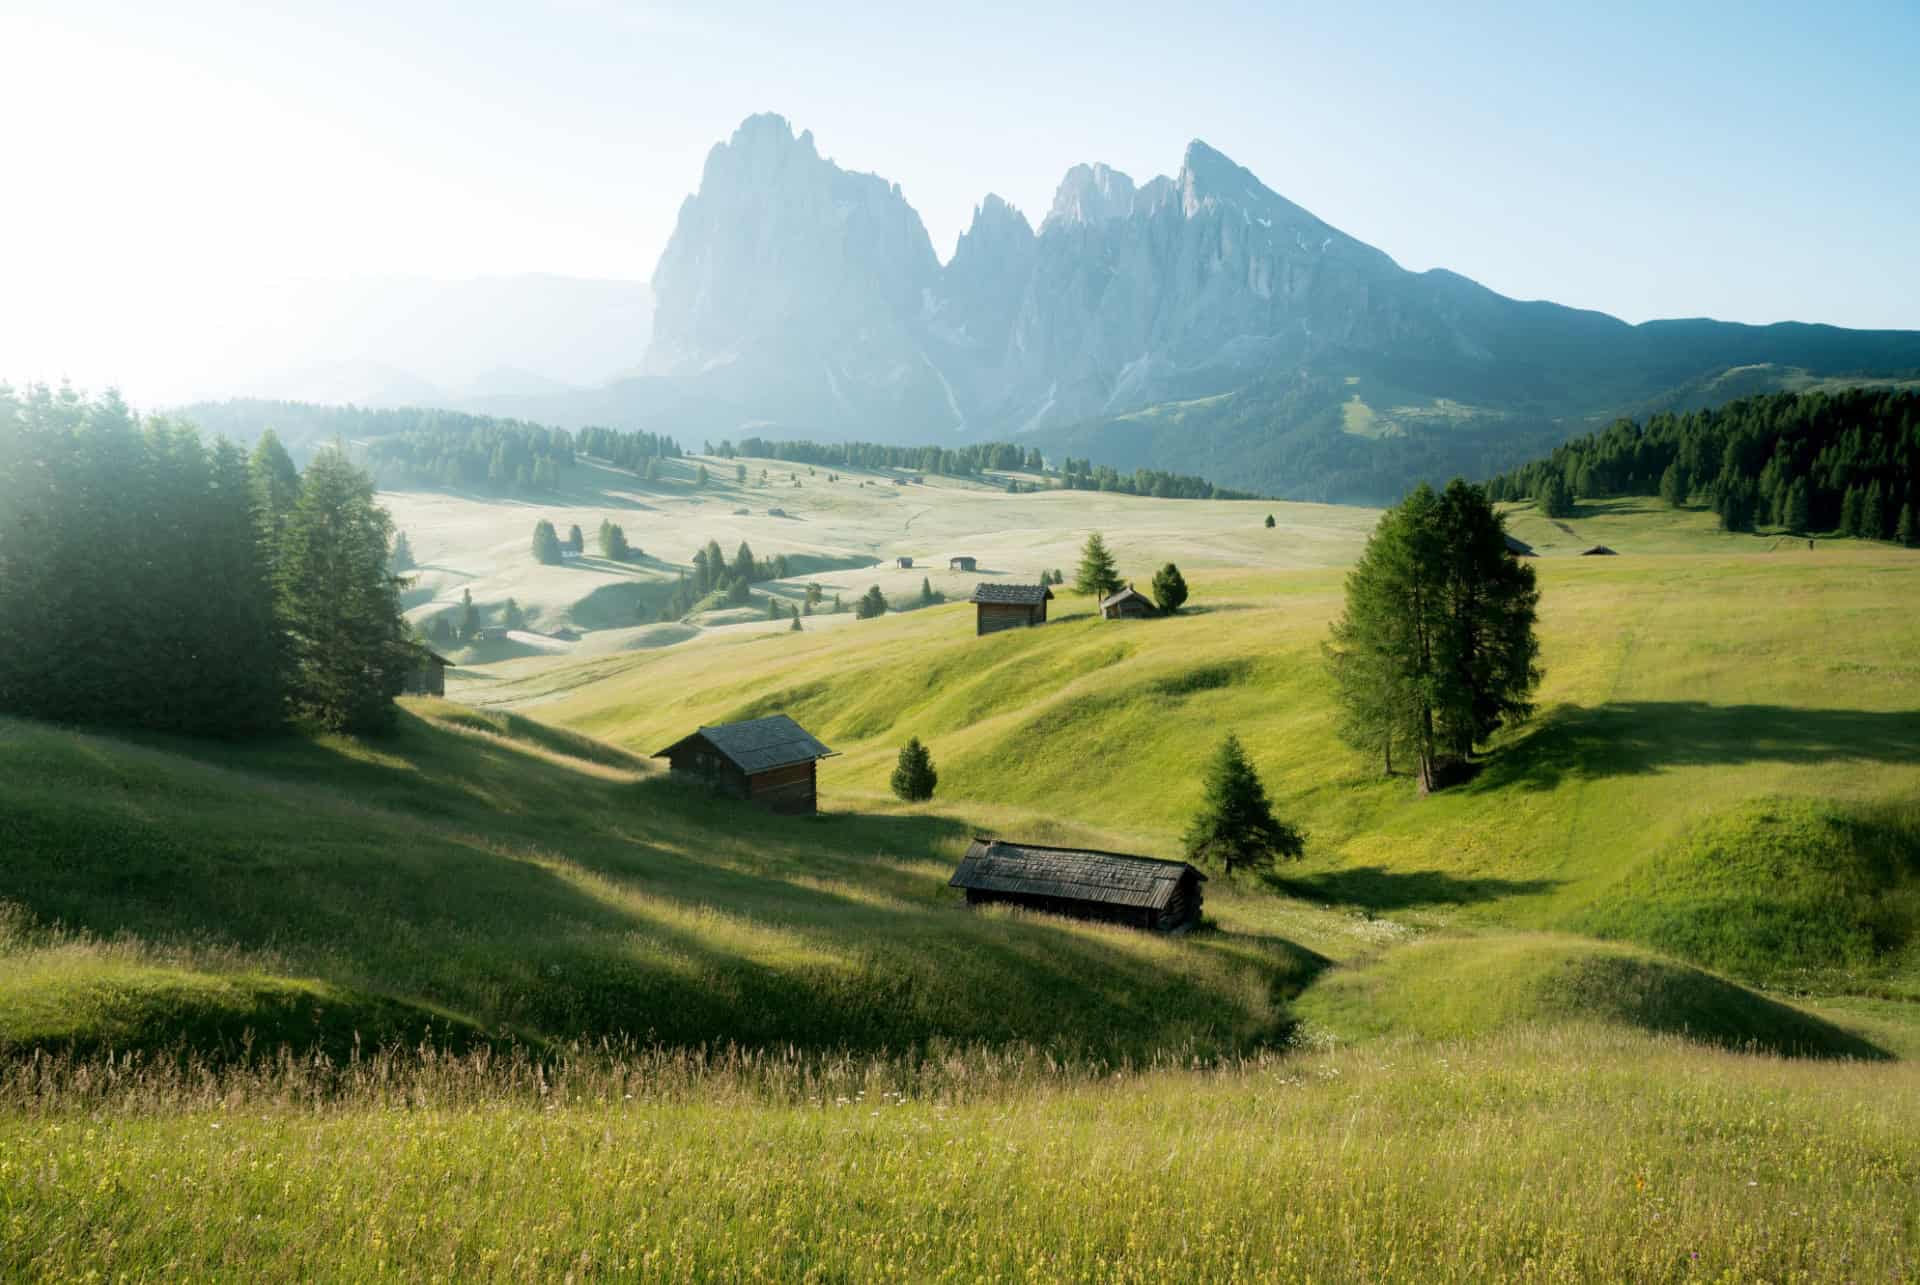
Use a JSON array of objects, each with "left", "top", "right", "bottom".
[
  {"left": 1056, "top": 458, "right": 1256, "bottom": 501},
  {"left": 1487, "top": 388, "right": 1920, "bottom": 542},
  {"left": 710, "top": 437, "right": 1042, "bottom": 476},
  {"left": 0, "top": 384, "right": 414, "bottom": 737}
]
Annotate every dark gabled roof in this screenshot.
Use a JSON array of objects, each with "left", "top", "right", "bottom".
[
  {"left": 1580, "top": 545, "right": 1619, "bottom": 556},
  {"left": 1504, "top": 534, "right": 1536, "bottom": 556},
  {"left": 948, "top": 838, "right": 1203, "bottom": 910},
  {"left": 969, "top": 582, "right": 1053, "bottom": 606},
  {"left": 653, "top": 715, "right": 836, "bottom": 775},
  {"left": 1099, "top": 585, "right": 1155, "bottom": 609},
  {"left": 410, "top": 644, "right": 454, "bottom": 667}
]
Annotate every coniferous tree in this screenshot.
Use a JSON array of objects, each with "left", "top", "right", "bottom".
[
  {"left": 389, "top": 530, "right": 416, "bottom": 573},
  {"left": 1864, "top": 481, "right": 1889, "bottom": 541},
  {"left": 1325, "top": 481, "right": 1541, "bottom": 792},
  {"left": 1536, "top": 473, "right": 1574, "bottom": 518},
  {"left": 1073, "top": 532, "right": 1122, "bottom": 598},
  {"left": 1896, "top": 503, "right": 1915, "bottom": 548},
  {"left": 857, "top": 585, "right": 888, "bottom": 619},
  {"left": 458, "top": 588, "right": 479, "bottom": 641},
  {"left": 1151, "top": 562, "right": 1188, "bottom": 613},
  {"left": 1784, "top": 478, "right": 1812, "bottom": 534},
  {"left": 249, "top": 429, "right": 302, "bottom": 543},
  {"left": 566, "top": 524, "right": 584, "bottom": 554},
  {"left": 1182, "top": 733, "right": 1302, "bottom": 874},
  {"left": 531, "top": 520, "right": 563, "bottom": 565},
  {"left": 1265, "top": 514, "right": 1276, "bottom": 529},
  {"left": 767, "top": 595, "right": 782, "bottom": 621},
  {"left": 890, "top": 737, "right": 938, "bottom": 802},
  {"left": 274, "top": 447, "right": 409, "bottom": 733},
  {"left": 732, "top": 542, "right": 756, "bottom": 584},
  {"left": 790, "top": 613, "right": 802, "bottom": 632},
  {"left": 1659, "top": 462, "right": 1689, "bottom": 508},
  {"left": 1840, "top": 487, "right": 1864, "bottom": 538},
  {"left": 504, "top": 598, "right": 525, "bottom": 630}
]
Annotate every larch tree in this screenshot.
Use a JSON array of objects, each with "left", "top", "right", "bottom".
[
  {"left": 531, "top": 520, "right": 563, "bottom": 565},
  {"left": 273, "top": 447, "right": 410, "bottom": 734},
  {"left": 1073, "top": 531, "right": 1121, "bottom": 598},
  {"left": 1325, "top": 480, "right": 1541, "bottom": 793}
]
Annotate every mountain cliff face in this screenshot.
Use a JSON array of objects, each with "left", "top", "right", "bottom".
[{"left": 632, "top": 115, "right": 1920, "bottom": 497}]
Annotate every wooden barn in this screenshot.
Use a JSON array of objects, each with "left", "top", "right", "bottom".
[
  {"left": 401, "top": 647, "right": 452, "bottom": 697},
  {"left": 969, "top": 582, "right": 1052, "bottom": 636},
  {"left": 949, "top": 555, "right": 977, "bottom": 572},
  {"left": 653, "top": 715, "right": 837, "bottom": 815},
  {"left": 948, "top": 838, "right": 1205, "bottom": 932},
  {"left": 1504, "top": 534, "right": 1536, "bottom": 557},
  {"left": 896, "top": 556, "right": 914, "bottom": 569},
  {"left": 1580, "top": 545, "right": 1619, "bottom": 556},
  {"left": 1099, "top": 584, "right": 1158, "bottom": 620}
]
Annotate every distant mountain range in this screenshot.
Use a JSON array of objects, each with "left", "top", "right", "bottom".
[{"left": 454, "top": 114, "right": 1920, "bottom": 501}]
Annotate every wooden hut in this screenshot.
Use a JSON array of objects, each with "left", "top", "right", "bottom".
[
  {"left": 896, "top": 556, "right": 915, "bottom": 569},
  {"left": 948, "top": 838, "right": 1205, "bottom": 932},
  {"left": 652, "top": 715, "right": 837, "bottom": 815},
  {"left": 949, "top": 556, "right": 978, "bottom": 572},
  {"left": 1099, "top": 584, "right": 1158, "bottom": 620},
  {"left": 1580, "top": 545, "right": 1619, "bottom": 556},
  {"left": 401, "top": 647, "right": 452, "bottom": 697},
  {"left": 969, "top": 582, "right": 1052, "bottom": 636},
  {"left": 1504, "top": 534, "right": 1536, "bottom": 557}
]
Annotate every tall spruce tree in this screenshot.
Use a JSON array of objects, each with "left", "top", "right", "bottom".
[
  {"left": 458, "top": 588, "right": 479, "bottom": 641},
  {"left": 1659, "top": 462, "right": 1689, "bottom": 508},
  {"left": 1182, "top": 733, "right": 1303, "bottom": 874},
  {"left": 1073, "top": 531, "right": 1122, "bottom": 598},
  {"left": 249, "top": 429, "right": 301, "bottom": 545},
  {"left": 1325, "top": 481, "right": 1542, "bottom": 792},
  {"left": 566, "top": 524, "right": 585, "bottom": 554},
  {"left": 275, "top": 447, "right": 410, "bottom": 733},
  {"left": 389, "top": 530, "right": 416, "bottom": 572},
  {"left": 1898, "top": 503, "right": 1917, "bottom": 548},
  {"left": 857, "top": 585, "right": 888, "bottom": 619},
  {"left": 1536, "top": 473, "right": 1574, "bottom": 518},
  {"left": 1784, "top": 478, "right": 1812, "bottom": 534}
]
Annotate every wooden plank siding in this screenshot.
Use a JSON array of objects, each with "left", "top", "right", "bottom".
[
  {"left": 745, "top": 759, "right": 817, "bottom": 815},
  {"left": 976, "top": 601, "right": 1046, "bottom": 636}
]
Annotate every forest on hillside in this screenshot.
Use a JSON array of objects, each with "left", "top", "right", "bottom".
[
  {"left": 0, "top": 384, "right": 415, "bottom": 736},
  {"left": 1489, "top": 389, "right": 1920, "bottom": 541}
]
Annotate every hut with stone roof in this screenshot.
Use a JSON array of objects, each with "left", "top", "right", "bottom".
[
  {"left": 968, "top": 582, "right": 1053, "bottom": 636},
  {"left": 948, "top": 838, "right": 1205, "bottom": 932},
  {"left": 652, "top": 715, "right": 837, "bottom": 815}
]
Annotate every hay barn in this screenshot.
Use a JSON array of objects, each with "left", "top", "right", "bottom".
[
  {"left": 949, "top": 555, "right": 977, "bottom": 571},
  {"left": 948, "top": 839, "right": 1205, "bottom": 932},
  {"left": 1099, "top": 584, "right": 1158, "bottom": 619},
  {"left": 1504, "top": 534, "right": 1536, "bottom": 557},
  {"left": 1581, "top": 545, "right": 1619, "bottom": 556},
  {"left": 969, "top": 582, "right": 1052, "bottom": 636},
  {"left": 897, "top": 556, "right": 914, "bottom": 569},
  {"left": 401, "top": 647, "right": 452, "bottom": 697},
  {"left": 653, "top": 715, "right": 837, "bottom": 815}
]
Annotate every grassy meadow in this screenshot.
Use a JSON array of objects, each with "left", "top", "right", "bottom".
[{"left": 6, "top": 483, "right": 1920, "bottom": 1279}]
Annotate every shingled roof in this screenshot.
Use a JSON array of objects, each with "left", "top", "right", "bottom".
[
  {"left": 969, "top": 583, "right": 1054, "bottom": 606},
  {"left": 653, "top": 715, "right": 836, "bottom": 775},
  {"left": 1099, "top": 585, "right": 1156, "bottom": 610},
  {"left": 948, "top": 839, "right": 1203, "bottom": 910}
]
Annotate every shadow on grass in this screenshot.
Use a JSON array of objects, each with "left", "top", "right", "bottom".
[
  {"left": 2, "top": 716, "right": 1315, "bottom": 1061},
  {"left": 1273, "top": 866, "right": 1561, "bottom": 912},
  {"left": 1480, "top": 701, "right": 1920, "bottom": 793}
]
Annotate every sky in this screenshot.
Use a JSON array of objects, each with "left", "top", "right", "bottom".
[{"left": 5, "top": 0, "right": 1918, "bottom": 404}]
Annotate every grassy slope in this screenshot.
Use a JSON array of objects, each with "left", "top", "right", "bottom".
[
  {"left": 473, "top": 501, "right": 1920, "bottom": 1007},
  {"left": 0, "top": 706, "right": 1345, "bottom": 1060}
]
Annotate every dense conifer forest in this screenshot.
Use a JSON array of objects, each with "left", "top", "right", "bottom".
[
  {"left": 0, "top": 384, "right": 413, "bottom": 736},
  {"left": 1489, "top": 389, "right": 1920, "bottom": 541}
]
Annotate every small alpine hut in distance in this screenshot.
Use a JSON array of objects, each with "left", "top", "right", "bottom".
[
  {"left": 1580, "top": 545, "right": 1619, "bottom": 557},
  {"left": 653, "top": 715, "right": 837, "bottom": 815},
  {"left": 1099, "top": 584, "right": 1157, "bottom": 620},
  {"left": 401, "top": 646, "right": 452, "bottom": 697},
  {"left": 896, "top": 555, "right": 914, "bottom": 569},
  {"left": 948, "top": 838, "right": 1205, "bottom": 932},
  {"left": 949, "top": 555, "right": 977, "bottom": 572},
  {"left": 969, "top": 582, "right": 1053, "bottom": 636}
]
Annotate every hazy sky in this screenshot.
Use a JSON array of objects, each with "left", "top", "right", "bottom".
[{"left": 6, "top": 0, "right": 1919, "bottom": 401}]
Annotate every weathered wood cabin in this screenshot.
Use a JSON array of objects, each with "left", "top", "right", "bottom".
[
  {"left": 948, "top": 838, "right": 1205, "bottom": 932},
  {"left": 1580, "top": 545, "right": 1619, "bottom": 556},
  {"left": 1504, "top": 534, "right": 1536, "bottom": 557},
  {"left": 969, "top": 582, "right": 1053, "bottom": 636},
  {"left": 653, "top": 715, "right": 837, "bottom": 815},
  {"left": 949, "top": 556, "right": 977, "bottom": 572},
  {"left": 896, "top": 556, "right": 914, "bottom": 569},
  {"left": 1099, "top": 584, "right": 1157, "bottom": 620},
  {"left": 401, "top": 647, "right": 452, "bottom": 697}
]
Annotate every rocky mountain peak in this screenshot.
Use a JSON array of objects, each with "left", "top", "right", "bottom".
[{"left": 1044, "top": 163, "right": 1138, "bottom": 229}]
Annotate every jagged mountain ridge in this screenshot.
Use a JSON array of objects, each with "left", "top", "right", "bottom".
[{"left": 612, "top": 114, "right": 1920, "bottom": 499}]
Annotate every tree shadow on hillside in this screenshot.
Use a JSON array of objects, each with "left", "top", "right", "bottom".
[
  {"left": 1273, "top": 867, "right": 1561, "bottom": 912},
  {"left": 1478, "top": 701, "right": 1920, "bottom": 794}
]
